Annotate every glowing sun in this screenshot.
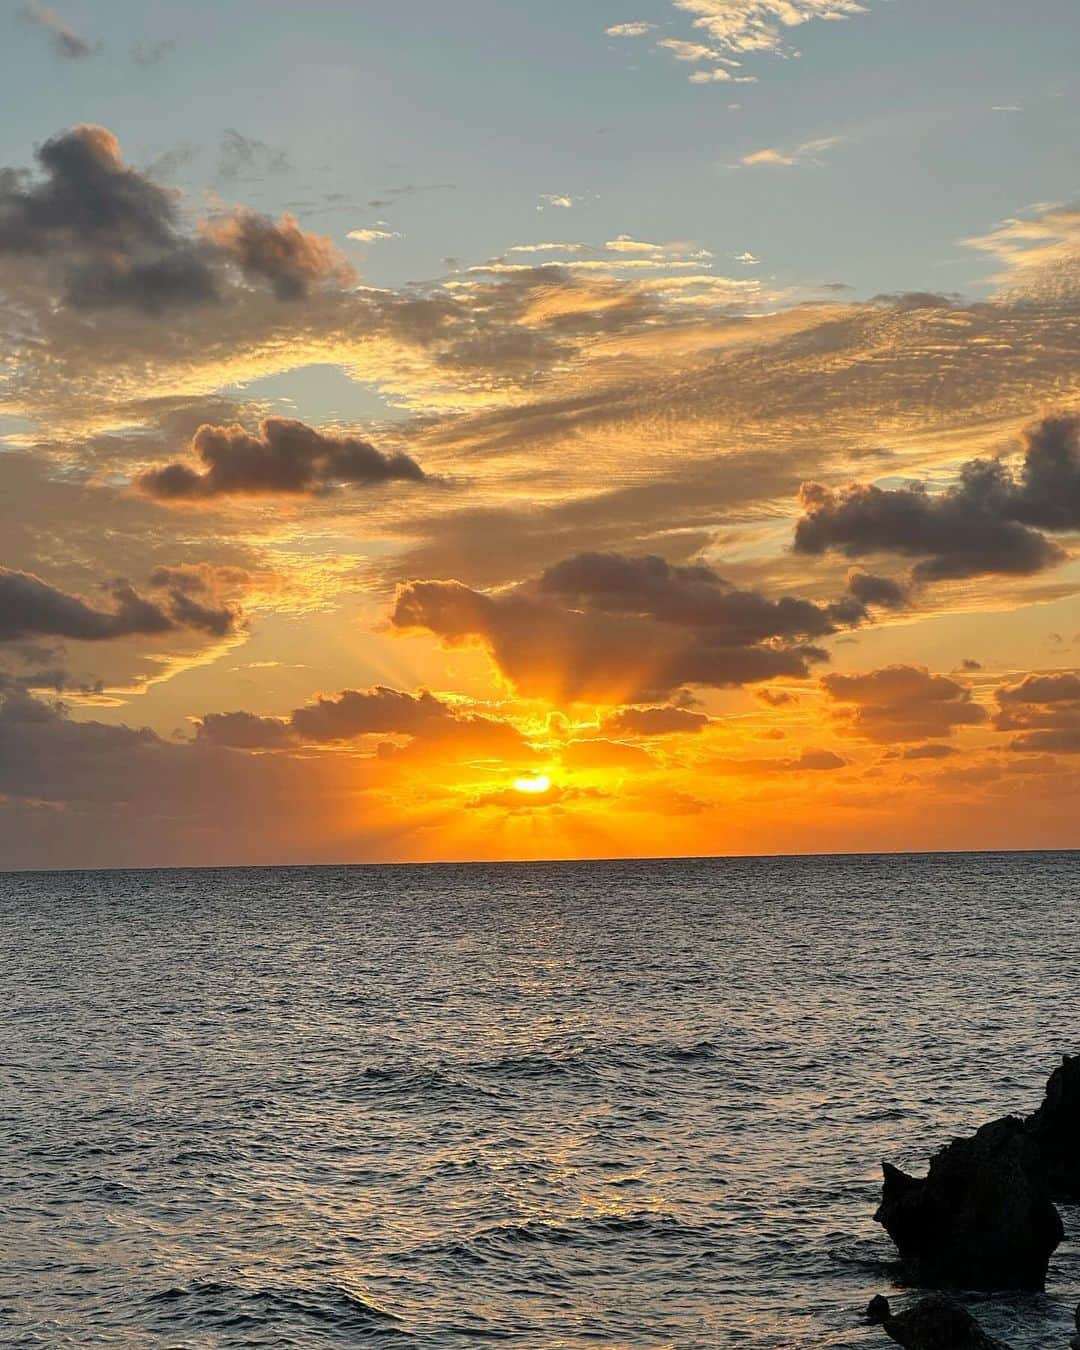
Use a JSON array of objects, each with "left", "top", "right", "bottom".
[{"left": 512, "top": 773, "right": 552, "bottom": 794}]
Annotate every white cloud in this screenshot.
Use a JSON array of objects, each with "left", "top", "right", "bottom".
[
  {"left": 606, "top": 236, "right": 666, "bottom": 255},
  {"left": 606, "top": 21, "right": 657, "bottom": 37},
  {"left": 623, "top": 0, "right": 871, "bottom": 85},
  {"left": 738, "top": 135, "right": 841, "bottom": 167},
  {"left": 658, "top": 38, "right": 723, "bottom": 61},
  {"left": 537, "top": 194, "right": 582, "bottom": 211},
  {"left": 507, "top": 242, "right": 587, "bottom": 254},
  {"left": 673, "top": 0, "right": 868, "bottom": 54},
  {"left": 689, "top": 67, "right": 743, "bottom": 83},
  {"left": 347, "top": 227, "right": 404, "bottom": 243}
]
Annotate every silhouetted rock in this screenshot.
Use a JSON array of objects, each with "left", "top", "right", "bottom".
[
  {"left": 1027, "top": 1055, "right": 1080, "bottom": 1203},
  {"left": 875, "top": 1115, "right": 1063, "bottom": 1290},
  {"left": 867, "top": 1294, "right": 892, "bottom": 1323},
  {"left": 865, "top": 1294, "right": 1012, "bottom": 1348}
]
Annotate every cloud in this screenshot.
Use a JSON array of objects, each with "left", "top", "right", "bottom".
[
  {"left": 390, "top": 551, "right": 871, "bottom": 704},
  {"left": 0, "top": 687, "right": 394, "bottom": 869},
  {"left": 537, "top": 194, "right": 581, "bottom": 210},
  {"left": 200, "top": 209, "right": 355, "bottom": 300},
  {"left": 506, "top": 242, "right": 586, "bottom": 255},
  {"left": 995, "top": 671, "right": 1080, "bottom": 753},
  {"left": 902, "top": 743, "right": 958, "bottom": 760},
  {"left": 966, "top": 203, "right": 1080, "bottom": 304},
  {"left": 197, "top": 685, "right": 532, "bottom": 762},
  {"left": 0, "top": 126, "right": 354, "bottom": 313},
  {"left": 739, "top": 136, "right": 842, "bottom": 168},
  {"left": 289, "top": 687, "right": 457, "bottom": 742},
  {"left": 0, "top": 566, "right": 237, "bottom": 642},
  {"left": 613, "top": 1, "right": 868, "bottom": 85},
  {"left": 217, "top": 129, "right": 290, "bottom": 183},
  {"left": 845, "top": 569, "right": 908, "bottom": 609},
  {"left": 347, "top": 227, "right": 404, "bottom": 243},
  {"left": 17, "top": 3, "right": 97, "bottom": 59},
  {"left": 137, "top": 416, "right": 427, "bottom": 501},
  {"left": 795, "top": 413, "right": 1080, "bottom": 581},
  {"left": 659, "top": 38, "right": 728, "bottom": 62},
  {"left": 606, "top": 21, "right": 657, "bottom": 37},
  {"left": 672, "top": 0, "right": 868, "bottom": 55},
  {"left": 195, "top": 710, "right": 294, "bottom": 750},
  {"left": 709, "top": 746, "right": 847, "bottom": 774},
  {"left": 822, "top": 665, "right": 988, "bottom": 742},
  {"left": 601, "top": 705, "right": 710, "bottom": 736}
]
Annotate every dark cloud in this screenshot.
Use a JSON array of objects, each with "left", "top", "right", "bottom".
[
  {"left": 846, "top": 569, "right": 908, "bottom": 609},
  {"left": 201, "top": 209, "right": 354, "bottom": 300},
  {"left": 0, "top": 126, "right": 354, "bottom": 312},
  {"left": 822, "top": 665, "right": 988, "bottom": 742},
  {"left": 198, "top": 686, "right": 532, "bottom": 762},
  {"left": 138, "top": 416, "right": 427, "bottom": 500},
  {"left": 709, "top": 746, "right": 847, "bottom": 774},
  {"left": 17, "top": 3, "right": 97, "bottom": 60},
  {"left": 195, "top": 711, "right": 294, "bottom": 750},
  {"left": 0, "top": 689, "right": 392, "bottom": 869},
  {"left": 995, "top": 671, "right": 1080, "bottom": 753},
  {"left": 901, "top": 743, "right": 959, "bottom": 760},
  {"left": 389, "top": 551, "right": 863, "bottom": 704},
  {"left": 756, "top": 688, "right": 798, "bottom": 707},
  {"left": 795, "top": 414, "right": 1080, "bottom": 582},
  {"left": 0, "top": 125, "right": 178, "bottom": 255},
  {"left": 0, "top": 566, "right": 237, "bottom": 643},
  {"left": 289, "top": 687, "right": 455, "bottom": 742},
  {"left": 600, "top": 705, "right": 710, "bottom": 736},
  {"left": 538, "top": 552, "right": 854, "bottom": 640},
  {"left": 0, "top": 124, "right": 214, "bottom": 311}
]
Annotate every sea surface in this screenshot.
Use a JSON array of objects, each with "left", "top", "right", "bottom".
[{"left": 2, "top": 851, "right": 1080, "bottom": 1348}]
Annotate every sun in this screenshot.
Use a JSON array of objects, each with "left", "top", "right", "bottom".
[{"left": 512, "top": 773, "right": 552, "bottom": 794}]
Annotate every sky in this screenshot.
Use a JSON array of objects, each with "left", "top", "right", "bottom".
[{"left": 1, "top": 0, "right": 1079, "bottom": 868}]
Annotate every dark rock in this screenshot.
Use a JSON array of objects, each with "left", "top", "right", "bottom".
[
  {"left": 867, "top": 1294, "right": 893, "bottom": 1323},
  {"left": 875, "top": 1115, "right": 1063, "bottom": 1290},
  {"left": 1026, "top": 1055, "right": 1080, "bottom": 1203},
  {"left": 866, "top": 1294, "right": 1012, "bottom": 1348}
]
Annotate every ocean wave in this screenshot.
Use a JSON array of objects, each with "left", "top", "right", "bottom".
[{"left": 146, "top": 1279, "right": 410, "bottom": 1339}]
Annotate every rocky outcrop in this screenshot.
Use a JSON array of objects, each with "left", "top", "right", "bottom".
[
  {"left": 875, "top": 1114, "right": 1063, "bottom": 1290},
  {"left": 1026, "top": 1055, "right": 1080, "bottom": 1203},
  {"left": 866, "top": 1295, "right": 1012, "bottom": 1349}
]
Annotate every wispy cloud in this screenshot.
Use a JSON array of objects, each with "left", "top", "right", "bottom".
[
  {"left": 537, "top": 193, "right": 583, "bottom": 211},
  {"left": 611, "top": 0, "right": 872, "bottom": 85},
  {"left": 606, "top": 21, "right": 657, "bottom": 37},
  {"left": 738, "top": 135, "right": 842, "bottom": 167},
  {"left": 347, "top": 227, "right": 405, "bottom": 244},
  {"left": 507, "top": 242, "right": 587, "bottom": 254},
  {"left": 673, "top": 0, "right": 868, "bottom": 53},
  {"left": 17, "top": 2, "right": 97, "bottom": 60}
]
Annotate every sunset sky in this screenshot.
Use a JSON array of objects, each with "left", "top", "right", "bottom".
[{"left": 2, "top": 0, "right": 1080, "bottom": 867}]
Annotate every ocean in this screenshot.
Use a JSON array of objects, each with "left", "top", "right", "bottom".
[{"left": 2, "top": 851, "right": 1079, "bottom": 1347}]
